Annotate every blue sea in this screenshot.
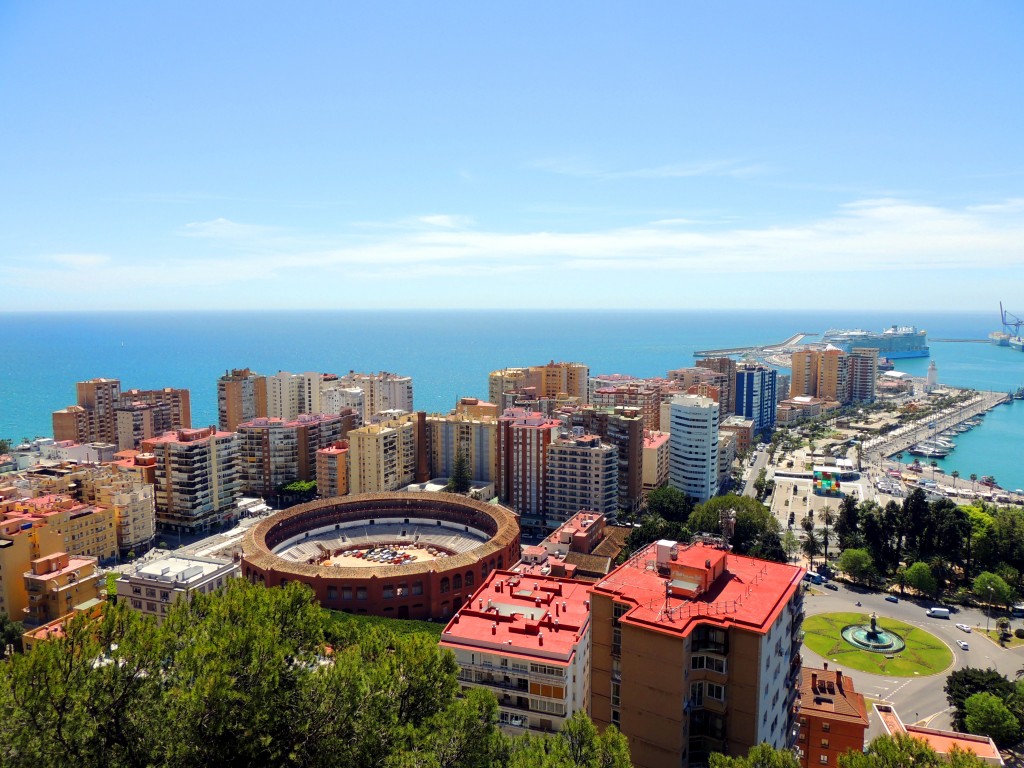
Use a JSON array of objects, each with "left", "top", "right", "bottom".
[{"left": 2, "top": 310, "right": 1023, "bottom": 489}]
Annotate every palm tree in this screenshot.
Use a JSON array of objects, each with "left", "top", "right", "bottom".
[
  {"left": 970, "top": 473, "right": 978, "bottom": 486},
  {"left": 802, "top": 530, "right": 822, "bottom": 569},
  {"left": 821, "top": 505, "right": 836, "bottom": 563},
  {"left": 951, "top": 470, "right": 960, "bottom": 488},
  {"left": 896, "top": 452, "right": 904, "bottom": 470}
]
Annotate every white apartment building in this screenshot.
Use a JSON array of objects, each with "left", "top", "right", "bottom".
[
  {"left": 668, "top": 394, "right": 720, "bottom": 502},
  {"left": 336, "top": 371, "right": 413, "bottom": 422},
  {"left": 440, "top": 571, "right": 592, "bottom": 735},
  {"left": 266, "top": 371, "right": 323, "bottom": 421},
  {"left": 116, "top": 553, "right": 239, "bottom": 623},
  {"left": 320, "top": 385, "right": 366, "bottom": 423}
]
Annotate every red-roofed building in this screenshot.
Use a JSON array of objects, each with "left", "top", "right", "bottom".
[
  {"left": 590, "top": 538, "right": 805, "bottom": 768},
  {"left": 440, "top": 570, "right": 592, "bottom": 735},
  {"left": 875, "top": 704, "right": 1003, "bottom": 766},
  {"left": 797, "top": 664, "right": 868, "bottom": 768}
]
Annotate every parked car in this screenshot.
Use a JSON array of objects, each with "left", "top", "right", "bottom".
[
  {"left": 957, "top": 640, "right": 969, "bottom": 650},
  {"left": 885, "top": 595, "right": 899, "bottom": 604},
  {"left": 956, "top": 623, "right": 972, "bottom": 633},
  {"left": 824, "top": 583, "right": 839, "bottom": 591}
]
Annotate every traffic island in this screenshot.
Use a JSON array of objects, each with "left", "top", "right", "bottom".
[{"left": 803, "top": 612, "right": 953, "bottom": 676}]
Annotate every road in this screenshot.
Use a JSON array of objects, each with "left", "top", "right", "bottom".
[
  {"left": 742, "top": 449, "right": 769, "bottom": 498},
  {"left": 801, "top": 581, "right": 1024, "bottom": 739}
]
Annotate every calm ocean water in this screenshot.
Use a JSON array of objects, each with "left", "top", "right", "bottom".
[{"left": 2, "top": 310, "right": 1022, "bottom": 488}]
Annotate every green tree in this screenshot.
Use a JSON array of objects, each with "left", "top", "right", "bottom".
[
  {"left": 710, "top": 742, "right": 800, "bottom": 768},
  {"left": 782, "top": 529, "right": 800, "bottom": 562},
  {"left": 0, "top": 612, "right": 24, "bottom": 657},
  {"left": 821, "top": 505, "right": 837, "bottom": 562},
  {"left": 645, "top": 486, "right": 694, "bottom": 525},
  {"left": 964, "top": 692, "right": 1021, "bottom": 746},
  {"left": 838, "top": 732, "right": 992, "bottom": 768},
  {"left": 905, "top": 561, "right": 939, "bottom": 597},
  {"left": 0, "top": 438, "right": 11, "bottom": 454},
  {"left": 973, "top": 571, "right": 1016, "bottom": 609},
  {"left": 838, "top": 548, "right": 876, "bottom": 585},
  {"left": 446, "top": 450, "right": 473, "bottom": 494},
  {"left": 945, "top": 667, "right": 1016, "bottom": 731},
  {"left": 802, "top": 529, "right": 822, "bottom": 568}
]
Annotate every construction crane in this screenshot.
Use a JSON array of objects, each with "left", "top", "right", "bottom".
[{"left": 1001, "top": 302, "right": 1024, "bottom": 336}]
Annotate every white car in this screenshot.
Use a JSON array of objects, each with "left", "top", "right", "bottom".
[
  {"left": 955, "top": 623, "right": 971, "bottom": 633},
  {"left": 957, "top": 640, "right": 969, "bottom": 650}
]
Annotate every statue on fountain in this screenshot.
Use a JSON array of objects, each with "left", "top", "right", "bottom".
[{"left": 870, "top": 612, "right": 878, "bottom": 634}]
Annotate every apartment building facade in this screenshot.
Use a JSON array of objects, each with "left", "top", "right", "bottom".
[
  {"left": 217, "top": 368, "right": 268, "bottom": 431},
  {"left": 142, "top": 427, "right": 242, "bottom": 534},
  {"left": 590, "top": 540, "right": 805, "bottom": 768},
  {"left": 236, "top": 413, "right": 348, "bottom": 496},
  {"left": 315, "top": 441, "right": 349, "bottom": 497},
  {"left": 734, "top": 363, "right": 778, "bottom": 433},
  {"left": 425, "top": 411, "right": 499, "bottom": 484},
  {"left": 560, "top": 406, "right": 644, "bottom": 514},
  {"left": 497, "top": 408, "right": 561, "bottom": 531},
  {"left": 797, "top": 664, "right": 869, "bottom": 768},
  {"left": 668, "top": 395, "right": 720, "bottom": 503},
  {"left": 347, "top": 414, "right": 419, "bottom": 494},
  {"left": 23, "top": 551, "right": 102, "bottom": 626},
  {"left": 116, "top": 553, "right": 239, "bottom": 623},
  {"left": 336, "top": 371, "right": 414, "bottom": 422},
  {"left": 440, "top": 571, "right": 592, "bottom": 735},
  {"left": 545, "top": 432, "right": 618, "bottom": 526}
]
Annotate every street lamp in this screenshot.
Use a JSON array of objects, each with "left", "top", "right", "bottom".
[{"left": 986, "top": 585, "right": 993, "bottom": 634}]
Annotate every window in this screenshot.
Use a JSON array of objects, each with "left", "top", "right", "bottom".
[
  {"left": 327, "top": 586, "right": 338, "bottom": 600},
  {"left": 690, "top": 682, "right": 704, "bottom": 706},
  {"left": 412, "top": 581, "right": 423, "bottom": 596},
  {"left": 465, "top": 571, "right": 474, "bottom": 587},
  {"left": 453, "top": 574, "right": 462, "bottom": 591},
  {"left": 342, "top": 587, "right": 353, "bottom": 600},
  {"left": 819, "top": 756, "right": 828, "bottom": 765},
  {"left": 382, "top": 585, "right": 394, "bottom": 600},
  {"left": 691, "top": 655, "right": 726, "bottom": 674},
  {"left": 707, "top": 683, "right": 724, "bottom": 701},
  {"left": 356, "top": 587, "right": 367, "bottom": 600},
  {"left": 821, "top": 739, "right": 830, "bottom": 749},
  {"left": 822, "top": 722, "right": 831, "bottom": 733},
  {"left": 440, "top": 577, "right": 450, "bottom": 594},
  {"left": 160, "top": 591, "right": 170, "bottom": 601}
]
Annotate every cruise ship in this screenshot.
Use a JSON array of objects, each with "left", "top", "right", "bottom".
[{"left": 820, "top": 325, "right": 929, "bottom": 359}]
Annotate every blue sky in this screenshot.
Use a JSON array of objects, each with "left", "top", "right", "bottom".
[{"left": 1, "top": 2, "right": 1022, "bottom": 311}]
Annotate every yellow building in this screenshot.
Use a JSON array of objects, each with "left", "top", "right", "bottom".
[
  {"left": 488, "top": 362, "right": 590, "bottom": 407},
  {"left": 23, "top": 551, "right": 102, "bottom": 626},
  {"left": 0, "top": 513, "right": 64, "bottom": 621},
  {"left": 347, "top": 414, "right": 419, "bottom": 493},
  {"left": 790, "top": 348, "right": 848, "bottom": 403},
  {"left": 21, "top": 597, "right": 105, "bottom": 653},
  {"left": 641, "top": 431, "right": 670, "bottom": 493},
  {"left": 11, "top": 495, "right": 118, "bottom": 562}
]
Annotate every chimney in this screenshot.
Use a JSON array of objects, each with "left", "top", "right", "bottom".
[
  {"left": 837, "top": 670, "right": 844, "bottom": 692},
  {"left": 538, "top": 631, "right": 544, "bottom": 646},
  {"left": 823, "top": 662, "right": 828, "bottom": 670},
  {"left": 811, "top": 672, "right": 818, "bottom": 691},
  {"left": 491, "top": 622, "right": 497, "bottom": 635},
  {"left": 555, "top": 603, "right": 560, "bottom": 617}
]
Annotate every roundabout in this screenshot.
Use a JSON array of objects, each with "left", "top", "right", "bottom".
[{"left": 803, "top": 612, "right": 953, "bottom": 676}]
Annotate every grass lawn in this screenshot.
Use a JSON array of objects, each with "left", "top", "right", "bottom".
[
  {"left": 803, "top": 612, "right": 953, "bottom": 677},
  {"left": 327, "top": 610, "right": 444, "bottom": 641},
  {"left": 978, "top": 628, "right": 1024, "bottom": 649}
]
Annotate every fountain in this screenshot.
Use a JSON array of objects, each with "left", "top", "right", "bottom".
[{"left": 841, "top": 612, "right": 906, "bottom": 653}]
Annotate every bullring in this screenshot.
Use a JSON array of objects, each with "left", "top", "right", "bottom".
[{"left": 240, "top": 492, "right": 520, "bottom": 621}]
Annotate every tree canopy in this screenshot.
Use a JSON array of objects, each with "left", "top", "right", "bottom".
[{"left": 0, "top": 579, "right": 631, "bottom": 768}]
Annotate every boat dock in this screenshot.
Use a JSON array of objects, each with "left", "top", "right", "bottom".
[
  {"left": 694, "top": 332, "right": 816, "bottom": 358},
  {"left": 860, "top": 390, "right": 1009, "bottom": 465}
]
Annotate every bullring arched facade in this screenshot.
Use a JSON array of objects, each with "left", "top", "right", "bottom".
[{"left": 240, "top": 493, "right": 520, "bottom": 621}]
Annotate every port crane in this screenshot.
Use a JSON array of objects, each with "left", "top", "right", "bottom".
[{"left": 1001, "top": 302, "right": 1024, "bottom": 336}]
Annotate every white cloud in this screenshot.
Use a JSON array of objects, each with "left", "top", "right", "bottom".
[
  {"left": 48, "top": 253, "right": 112, "bottom": 268},
  {"left": 8, "top": 197, "right": 1022, "bottom": 309}
]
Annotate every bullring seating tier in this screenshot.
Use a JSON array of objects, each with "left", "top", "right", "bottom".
[{"left": 275, "top": 522, "right": 489, "bottom": 563}]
